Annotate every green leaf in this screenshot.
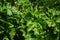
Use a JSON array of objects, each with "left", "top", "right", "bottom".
[
  {"left": 7, "top": 9, "right": 12, "bottom": 16},
  {"left": 9, "top": 28, "right": 15, "bottom": 39},
  {"left": 3, "top": 36, "right": 9, "bottom": 40}
]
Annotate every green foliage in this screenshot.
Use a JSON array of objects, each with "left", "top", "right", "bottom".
[{"left": 0, "top": 0, "right": 60, "bottom": 40}]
